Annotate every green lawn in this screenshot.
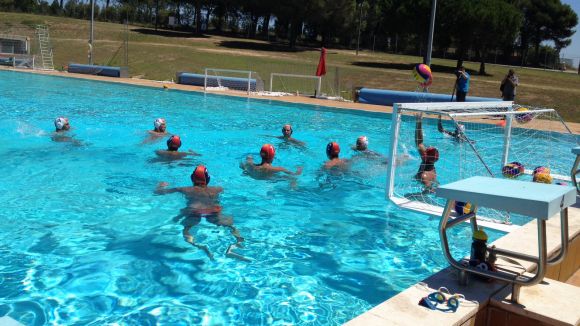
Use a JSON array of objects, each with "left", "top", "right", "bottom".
[{"left": 2, "top": 12, "right": 579, "bottom": 122}]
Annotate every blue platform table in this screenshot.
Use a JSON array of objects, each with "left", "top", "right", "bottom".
[{"left": 436, "top": 176, "right": 576, "bottom": 303}]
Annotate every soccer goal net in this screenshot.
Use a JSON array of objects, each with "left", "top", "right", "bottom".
[
  {"left": 386, "top": 101, "right": 578, "bottom": 228},
  {"left": 204, "top": 68, "right": 264, "bottom": 94},
  {"left": 0, "top": 54, "right": 35, "bottom": 69},
  {"left": 269, "top": 73, "right": 322, "bottom": 97}
]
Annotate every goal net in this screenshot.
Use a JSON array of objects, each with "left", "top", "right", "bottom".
[
  {"left": 204, "top": 68, "right": 264, "bottom": 94},
  {"left": 0, "top": 53, "right": 35, "bottom": 69},
  {"left": 386, "top": 101, "right": 578, "bottom": 229},
  {"left": 269, "top": 73, "right": 322, "bottom": 97}
]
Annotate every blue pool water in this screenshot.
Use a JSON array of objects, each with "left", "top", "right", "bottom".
[{"left": 0, "top": 70, "right": 541, "bottom": 325}]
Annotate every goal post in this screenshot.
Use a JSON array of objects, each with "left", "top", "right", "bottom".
[
  {"left": 203, "top": 68, "right": 263, "bottom": 95},
  {"left": 386, "top": 101, "right": 578, "bottom": 228},
  {"left": 269, "top": 73, "right": 322, "bottom": 97}
]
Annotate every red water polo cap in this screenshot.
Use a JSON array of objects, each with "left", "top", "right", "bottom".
[
  {"left": 326, "top": 142, "right": 340, "bottom": 157},
  {"left": 260, "top": 144, "right": 276, "bottom": 163},
  {"left": 191, "top": 165, "right": 210, "bottom": 186},
  {"left": 422, "top": 146, "right": 439, "bottom": 163},
  {"left": 167, "top": 135, "right": 182, "bottom": 150}
]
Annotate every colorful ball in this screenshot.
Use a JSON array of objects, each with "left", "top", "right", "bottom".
[
  {"left": 533, "top": 173, "right": 553, "bottom": 184},
  {"left": 533, "top": 166, "right": 550, "bottom": 176},
  {"left": 413, "top": 64, "right": 432, "bottom": 84},
  {"left": 502, "top": 161, "right": 525, "bottom": 178},
  {"left": 514, "top": 107, "right": 534, "bottom": 124},
  {"left": 455, "top": 201, "right": 472, "bottom": 215}
]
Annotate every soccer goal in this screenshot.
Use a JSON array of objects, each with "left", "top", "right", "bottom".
[
  {"left": 269, "top": 73, "right": 322, "bottom": 97},
  {"left": 0, "top": 54, "right": 35, "bottom": 69},
  {"left": 203, "top": 68, "right": 264, "bottom": 94},
  {"left": 386, "top": 101, "right": 578, "bottom": 230}
]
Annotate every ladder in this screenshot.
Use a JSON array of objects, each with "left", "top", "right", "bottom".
[{"left": 35, "top": 25, "right": 54, "bottom": 70}]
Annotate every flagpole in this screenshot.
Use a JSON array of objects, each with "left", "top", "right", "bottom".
[
  {"left": 425, "top": 0, "right": 437, "bottom": 65},
  {"left": 89, "top": 0, "right": 94, "bottom": 65}
]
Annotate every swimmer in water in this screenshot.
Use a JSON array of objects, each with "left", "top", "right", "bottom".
[
  {"left": 51, "top": 117, "right": 81, "bottom": 144},
  {"left": 240, "top": 144, "right": 303, "bottom": 178},
  {"left": 415, "top": 114, "right": 439, "bottom": 191},
  {"left": 274, "top": 124, "right": 306, "bottom": 147},
  {"left": 143, "top": 118, "right": 168, "bottom": 144},
  {"left": 437, "top": 116, "right": 470, "bottom": 142},
  {"left": 155, "top": 135, "right": 200, "bottom": 160},
  {"left": 351, "top": 136, "right": 386, "bottom": 158},
  {"left": 323, "top": 142, "right": 350, "bottom": 171},
  {"left": 155, "top": 165, "right": 246, "bottom": 261}
]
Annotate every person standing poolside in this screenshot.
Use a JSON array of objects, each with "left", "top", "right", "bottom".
[
  {"left": 155, "top": 165, "right": 245, "bottom": 260},
  {"left": 455, "top": 66, "right": 470, "bottom": 102},
  {"left": 501, "top": 69, "right": 519, "bottom": 101},
  {"left": 275, "top": 124, "right": 306, "bottom": 147},
  {"left": 415, "top": 114, "right": 439, "bottom": 191},
  {"left": 323, "top": 142, "right": 350, "bottom": 171},
  {"left": 240, "top": 144, "right": 303, "bottom": 178},
  {"left": 155, "top": 135, "right": 200, "bottom": 160}
]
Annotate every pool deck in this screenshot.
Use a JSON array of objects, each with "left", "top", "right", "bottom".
[
  {"left": 346, "top": 200, "right": 580, "bottom": 326},
  {"left": 2, "top": 66, "right": 579, "bottom": 134}
]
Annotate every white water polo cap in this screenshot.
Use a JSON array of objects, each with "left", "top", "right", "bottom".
[
  {"left": 54, "top": 117, "right": 69, "bottom": 130},
  {"left": 356, "top": 136, "right": 368, "bottom": 150},
  {"left": 154, "top": 118, "right": 166, "bottom": 130}
]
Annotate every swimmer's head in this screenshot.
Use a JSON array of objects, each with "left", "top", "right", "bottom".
[
  {"left": 456, "top": 124, "right": 465, "bottom": 133},
  {"left": 422, "top": 146, "right": 440, "bottom": 164},
  {"left": 54, "top": 117, "right": 70, "bottom": 131},
  {"left": 154, "top": 118, "right": 166, "bottom": 132},
  {"left": 166, "top": 135, "right": 181, "bottom": 151},
  {"left": 326, "top": 142, "right": 340, "bottom": 159},
  {"left": 260, "top": 144, "right": 276, "bottom": 163},
  {"left": 356, "top": 136, "right": 368, "bottom": 151},
  {"left": 191, "top": 165, "right": 210, "bottom": 186},
  {"left": 282, "top": 124, "right": 293, "bottom": 137}
]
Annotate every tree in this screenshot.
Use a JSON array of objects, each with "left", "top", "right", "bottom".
[
  {"left": 548, "top": 2, "right": 578, "bottom": 58},
  {"left": 471, "top": 0, "right": 522, "bottom": 74}
]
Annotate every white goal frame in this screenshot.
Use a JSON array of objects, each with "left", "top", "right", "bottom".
[
  {"left": 204, "top": 68, "right": 254, "bottom": 95},
  {"left": 385, "top": 101, "right": 576, "bottom": 232},
  {"left": 269, "top": 73, "right": 322, "bottom": 97}
]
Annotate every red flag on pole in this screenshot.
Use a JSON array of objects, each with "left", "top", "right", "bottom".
[{"left": 315, "top": 47, "right": 327, "bottom": 76}]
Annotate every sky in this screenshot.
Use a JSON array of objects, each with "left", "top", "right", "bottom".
[{"left": 561, "top": 0, "right": 580, "bottom": 67}]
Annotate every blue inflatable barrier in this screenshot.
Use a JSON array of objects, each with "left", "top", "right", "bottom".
[
  {"left": 68, "top": 63, "right": 128, "bottom": 78},
  {"left": 176, "top": 72, "right": 260, "bottom": 92},
  {"left": 355, "top": 88, "right": 501, "bottom": 106}
]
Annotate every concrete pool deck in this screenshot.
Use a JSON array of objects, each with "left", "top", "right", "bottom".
[
  {"left": 2, "top": 66, "right": 579, "bottom": 135},
  {"left": 346, "top": 201, "right": 580, "bottom": 326}
]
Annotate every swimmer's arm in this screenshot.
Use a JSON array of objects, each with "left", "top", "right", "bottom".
[
  {"left": 154, "top": 182, "right": 184, "bottom": 195},
  {"left": 187, "top": 150, "right": 202, "bottom": 156},
  {"left": 437, "top": 116, "right": 454, "bottom": 136},
  {"left": 211, "top": 187, "right": 224, "bottom": 196},
  {"left": 272, "top": 166, "right": 303, "bottom": 175},
  {"left": 290, "top": 138, "right": 306, "bottom": 146},
  {"left": 415, "top": 114, "right": 424, "bottom": 147},
  {"left": 415, "top": 115, "right": 428, "bottom": 155},
  {"left": 239, "top": 156, "right": 254, "bottom": 170}
]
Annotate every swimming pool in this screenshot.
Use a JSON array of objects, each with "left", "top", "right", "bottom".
[{"left": 0, "top": 70, "right": 515, "bottom": 325}]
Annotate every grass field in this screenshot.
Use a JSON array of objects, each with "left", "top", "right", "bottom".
[{"left": 1, "top": 12, "right": 579, "bottom": 122}]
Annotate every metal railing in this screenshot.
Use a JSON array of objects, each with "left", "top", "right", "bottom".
[{"left": 438, "top": 200, "right": 569, "bottom": 303}]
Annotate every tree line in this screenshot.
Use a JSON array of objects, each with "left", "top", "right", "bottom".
[{"left": 2, "top": 0, "right": 577, "bottom": 73}]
